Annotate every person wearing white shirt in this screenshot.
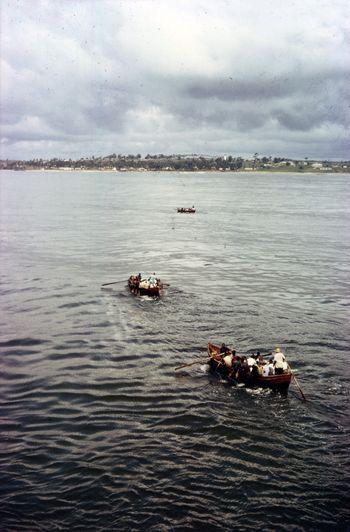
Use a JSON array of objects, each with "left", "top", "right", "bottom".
[
  {"left": 263, "top": 359, "right": 275, "bottom": 376},
  {"left": 273, "top": 347, "right": 286, "bottom": 374},
  {"left": 247, "top": 356, "right": 256, "bottom": 367}
]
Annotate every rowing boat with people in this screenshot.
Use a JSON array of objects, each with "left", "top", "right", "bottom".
[
  {"left": 128, "top": 274, "right": 163, "bottom": 297},
  {"left": 207, "top": 342, "right": 292, "bottom": 394},
  {"left": 177, "top": 207, "right": 196, "bottom": 213}
]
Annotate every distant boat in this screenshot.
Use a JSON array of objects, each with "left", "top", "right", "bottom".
[
  {"left": 177, "top": 207, "right": 196, "bottom": 213},
  {"left": 207, "top": 342, "right": 292, "bottom": 394},
  {"left": 128, "top": 274, "right": 163, "bottom": 297}
]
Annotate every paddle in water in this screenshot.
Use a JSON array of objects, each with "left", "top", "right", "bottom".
[
  {"left": 101, "top": 279, "right": 126, "bottom": 287},
  {"left": 288, "top": 363, "right": 307, "bottom": 401}
]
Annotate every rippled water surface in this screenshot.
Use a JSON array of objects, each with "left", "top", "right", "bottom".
[{"left": 1, "top": 170, "right": 349, "bottom": 531}]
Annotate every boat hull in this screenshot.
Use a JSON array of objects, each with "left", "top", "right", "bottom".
[{"left": 208, "top": 343, "right": 292, "bottom": 394}]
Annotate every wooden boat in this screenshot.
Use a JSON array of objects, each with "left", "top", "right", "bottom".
[
  {"left": 128, "top": 275, "right": 162, "bottom": 297},
  {"left": 207, "top": 342, "right": 292, "bottom": 394},
  {"left": 177, "top": 207, "right": 196, "bottom": 213}
]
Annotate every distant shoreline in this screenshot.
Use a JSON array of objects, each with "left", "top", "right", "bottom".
[
  {"left": 2, "top": 154, "right": 348, "bottom": 174},
  {"left": 1, "top": 168, "right": 349, "bottom": 174}
]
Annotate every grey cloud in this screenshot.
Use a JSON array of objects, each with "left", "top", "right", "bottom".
[
  {"left": 185, "top": 76, "right": 296, "bottom": 101},
  {"left": 167, "top": 68, "right": 350, "bottom": 134},
  {"left": 1, "top": 0, "right": 349, "bottom": 159},
  {"left": 274, "top": 110, "right": 321, "bottom": 132}
]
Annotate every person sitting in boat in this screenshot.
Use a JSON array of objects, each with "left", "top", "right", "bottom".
[
  {"left": 238, "top": 357, "right": 250, "bottom": 379},
  {"left": 263, "top": 358, "right": 275, "bottom": 376},
  {"left": 251, "top": 363, "right": 259, "bottom": 379},
  {"left": 257, "top": 363, "right": 264, "bottom": 376},
  {"left": 139, "top": 278, "right": 150, "bottom": 289},
  {"left": 247, "top": 354, "right": 256, "bottom": 369},
  {"left": 230, "top": 354, "right": 244, "bottom": 380},
  {"left": 216, "top": 343, "right": 230, "bottom": 368},
  {"left": 223, "top": 349, "right": 237, "bottom": 369},
  {"left": 220, "top": 343, "right": 230, "bottom": 355},
  {"left": 256, "top": 351, "right": 264, "bottom": 365},
  {"left": 147, "top": 274, "right": 158, "bottom": 288},
  {"left": 273, "top": 347, "right": 286, "bottom": 375}
]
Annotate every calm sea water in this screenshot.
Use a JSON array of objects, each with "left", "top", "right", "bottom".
[{"left": 0, "top": 170, "right": 349, "bottom": 531}]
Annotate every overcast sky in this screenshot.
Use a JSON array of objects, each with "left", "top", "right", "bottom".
[{"left": 1, "top": 0, "right": 349, "bottom": 160}]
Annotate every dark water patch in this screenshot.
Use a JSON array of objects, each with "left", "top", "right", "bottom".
[
  {"left": 58, "top": 299, "right": 100, "bottom": 309},
  {"left": 54, "top": 341, "right": 89, "bottom": 351},
  {"left": 1, "top": 348, "right": 41, "bottom": 357},
  {"left": 51, "top": 291, "right": 84, "bottom": 299},
  {"left": 0, "top": 371, "right": 35, "bottom": 382},
  {"left": 62, "top": 363, "right": 98, "bottom": 372},
  {"left": 90, "top": 320, "right": 115, "bottom": 328},
  {"left": 0, "top": 286, "right": 38, "bottom": 296},
  {"left": 300, "top": 340, "right": 347, "bottom": 351},
  {"left": 47, "top": 350, "right": 89, "bottom": 361},
  {"left": 66, "top": 339, "right": 90, "bottom": 346},
  {"left": 137, "top": 352, "right": 162, "bottom": 361},
  {"left": 0, "top": 337, "right": 48, "bottom": 348}
]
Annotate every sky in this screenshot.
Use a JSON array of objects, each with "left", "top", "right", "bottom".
[{"left": 1, "top": 0, "right": 349, "bottom": 160}]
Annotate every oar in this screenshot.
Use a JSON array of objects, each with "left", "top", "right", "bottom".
[
  {"left": 175, "top": 359, "right": 208, "bottom": 371},
  {"left": 288, "top": 363, "right": 307, "bottom": 401},
  {"left": 101, "top": 280, "right": 126, "bottom": 287}
]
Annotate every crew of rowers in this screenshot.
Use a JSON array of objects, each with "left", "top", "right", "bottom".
[
  {"left": 215, "top": 344, "right": 289, "bottom": 380},
  {"left": 177, "top": 206, "right": 195, "bottom": 213},
  {"left": 129, "top": 273, "right": 160, "bottom": 291}
]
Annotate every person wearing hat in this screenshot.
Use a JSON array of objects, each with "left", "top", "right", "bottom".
[{"left": 273, "top": 347, "right": 286, "bottom": 374}]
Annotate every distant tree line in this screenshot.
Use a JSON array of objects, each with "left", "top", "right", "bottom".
[
  {"left": 1, "top": 154, "right": 245, "bottom": 171},
  {"left": 0, "top": 154, "right": 348, "bottom": 172}
]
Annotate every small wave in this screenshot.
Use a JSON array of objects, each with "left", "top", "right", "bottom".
[{"left": 0, "top": 338, "right": 48, "bottom": 348}]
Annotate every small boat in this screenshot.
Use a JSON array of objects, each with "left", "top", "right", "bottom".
[
  {"left": 177, "top": 207, "right": 196, "bottom": 213},
  {"left": 128, "top": 274, "right": 163, "bottom": 297},
  {"left": 207, "top": 342, "right": 292, "bottom": 394}
]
